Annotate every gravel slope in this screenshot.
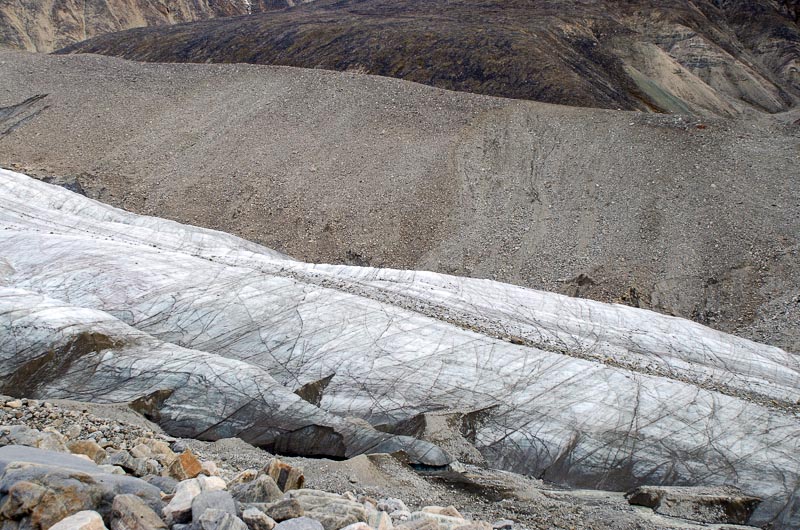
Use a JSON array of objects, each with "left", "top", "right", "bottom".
[{"left": 0, "top": 50, "right": 798, "bottom": 351}]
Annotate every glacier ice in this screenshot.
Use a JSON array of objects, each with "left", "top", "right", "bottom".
[{"left": 0, "top": 169, "right": 798, "bottom": 527}]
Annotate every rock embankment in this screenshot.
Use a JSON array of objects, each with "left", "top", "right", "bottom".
[
  {"left": 0, "top": 397, "right": 504, "bottom": 530},
  {"left": 0, "top": 396, "right": 768, "bottom": 530}
]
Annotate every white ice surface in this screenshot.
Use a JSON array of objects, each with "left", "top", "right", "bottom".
[{"left": 1, "top": 169, "right": 798, "bottom": 527}]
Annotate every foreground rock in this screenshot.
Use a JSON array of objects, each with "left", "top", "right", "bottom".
[{"left": 0, "top": 170, "right": 798, "bottom": 527}]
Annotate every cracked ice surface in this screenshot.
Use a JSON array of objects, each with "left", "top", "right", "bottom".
[{"left": 1, "top": 170, "right": 799, "bottom": 527}]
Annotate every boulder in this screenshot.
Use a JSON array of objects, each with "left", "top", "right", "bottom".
[
  {"left": 67, "top": 441, "right": 107, "bottom": 464},
  {"left": 625, "top": 485, "right": 761, "bottom": 525},
  {"left": 263, "top": 460, "right": 304, "bottom": 492},
  {"left": 421, "top": 509, "right": 462, "bottom": 520},
  {"left": 365, "top": 510, "right": 392, "bottom": 530},
  {"left": 231, "top": 475, "right": 283, "bottom": 504},
  {"left": 105, "top": 451, "right": 158, "bottom": 478},
  {"left": 286, "top": 491, "right": 366, "bottom": 530},
  {"left": 398, "top": 513, "right": 467, "bottom": 530},
  {"left": 197, "top": 509, "right": 248, "bottom": 530},
  {"left": 110, "top": 494, "right": 167, "bottom": 530},
  {"left": 230, "top": 470, "right": 259, "bottom": 488},
  {"left": 340, "top": 525, "right": 373, "bottom": 530},
  {"left": 241, "top": 507, "right": 276, "bottom": 530},
  {"left": 0, "top": 427, "right": 68, "bottom": 453},
  {"left": 163, "top": 476, "right": 227, "bottom": 524},
  {"left": 168, "top": 451, "right": 203, "bottom": 481},
  {"left": 376, "top": 501, "right": 406, "bottom": 515},
  {"left": 0, "top": 446, "right": 161, "bottom": 528},
  {"left": 142, "top": 475, "right": 178, "bottom": 494},
  {"left": 261, "top": 499, "right": 304, "bottom": 522},
  {"left": 192, "top": 490, "right": 237, "bottom": 520},
  {"left": 49, "top": 511, "right": 107, "bottom": 530},
  {"left": 274, "top": 518, "right": 324, "bottom": 530},
  {"left": 130, "top": 440, "right": 176, "bottom": 467}
]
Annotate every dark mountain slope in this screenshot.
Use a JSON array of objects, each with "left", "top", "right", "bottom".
[
  {"left": 58, "top": 0, "right": 800, "bottom": 113},
  {"left": 0, "top": 0, "right": 316, "bottom": 53}
]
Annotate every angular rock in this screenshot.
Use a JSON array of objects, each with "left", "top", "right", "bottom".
[
  {"left": 192, "top": 490, "right": 237, "bottom": 521},
  {"left": 0, "top": 480, "right": 47, "bottom": 519},
  {"left": 0, "top": 446, "right": 161, "bottom": 528},
  {"left": 68, "top": 441, "right": 107, "bottom": 464},
  {"left": 105, "top": 451, "right": 158, "bottom": 478},
  {"left": 142, "top": 475, "right": 178, "bottom": 494},
  {"left": 263, "top": 460, "right": 304, "bottom": 492},
  {"left": 198, "top": 509, "right": 248, "bottom": 530},
  {"left": 365, "top": 510, "right": 392, "bottom": 530},
  {"left": 421, "top": 508, "right": 462, "bottom": 520},
  {"left": 491, "top": 521, "right": 513, "bottom": 530},
  {"left": 376, "top": 501, "right": 406, "bottom": 515},
  {"left": 130, "top": 440, "right": 176, "bottom": 467},
  {"left": 110, "top": 494, "right": 167, "bottom": 530},
  {"left": 262, "top": 499, "right": 304, "bottom": 522},
  {"left": 340, "top": 524, "right": 373, "bottom": 530},
  {"left": 230, "top": 470, "right": 259, "bottom": 488},
  {"left": 402, "top": 513, "right": 467, "bottom": 530},
  {"left": 274, "top": 518, "right": 324, "bottom": 530},
  {"left": 286, "top": 490, "right": 367, "bottom": 530},
  {"left": 163, "top": 476, "right": 227, "bottom": 524},
  {"left": 242, "top": 507, "right": 276, "bottom": 530},
  {"left": 625, "top": 485, "right": 761, "bottom": 525},
  {"left": 0, "top": 426, "right": 68, "bottom": 453},
  {"left": 231, "top": 475, "right": 283, "bottom": 504},
  {"left": 49, "top": 511, "right": 107, "bottom": 530},
  {"left": 168, "top": 451, "right": 203, "bottom": 481}
]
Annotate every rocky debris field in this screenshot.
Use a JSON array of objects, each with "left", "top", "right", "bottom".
[
  {"left": 0, "top": 396, "right": 767, "bottom": 530},
  {"left": 1, "top": 51, "right": 797, "bottom": 352}
]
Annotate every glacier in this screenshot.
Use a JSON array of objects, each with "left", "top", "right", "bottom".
[{"left": 0, "top": 169, "right": 798, "bottom": 527}]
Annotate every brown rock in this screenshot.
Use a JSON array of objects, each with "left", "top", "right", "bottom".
[
  {"left": 111, "top": 493, "right": 168, "bottom": 530},
  {"left": 168, "top": 451, "right": 203, "bottom": 481},
  {"left": 263, "top": 459, "right": 304, "bottom": 492},
  {"left": 49, "top": 511, "right": 108, "bottom": 530},
  {"left": 68, "top": 441, "right": 107, "bottom": 464},
  {"left": 242, "top": 507, "right": 277, "bottom": 530},
  {"left": 264, "top": 499, "right": 304, "bottom": 522},
  {"left": 421, "top": 508, "right": 462, "bottom": 519}
]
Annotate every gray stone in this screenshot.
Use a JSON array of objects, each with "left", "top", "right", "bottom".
[
  {"left": 274, "top": 518, "right": 324, "bottom": 530},
  {"left": 198, "top": 509, "right": 248, "bottom": 530},
  {"left": 110, "top": 493, "right": 168, "bottom": 530},
  {"left": 0, "top": 446, "right": 161, "bottom": 527},
  {"left": 376, "top": 501, "right": 406, "bottom": 515},
  {"left": 241, "top": 507, "right": 276, "bottom": 530},
  {"left": 286, "top": 491, "right": 366, "bottom": 530},
  {"left": 49, "top": 511, "right": 107, "bottom": 530},
  {"left": 142, "top": 474, "right": 178, "bottom": 494},
  {"left": 105, "top": 451, "right": 158, "bottom": 478},
  {"left": 263, "top": 499, "right": 304, "bottom": 522},
  {"left": 231, "top": 475, "right": 283, "bottom": 504},
  {"left": 163, "top": 476, "right": 227, "bottom": 524},
  {"left": 0, "top": 426, "right": 68, "bottom": 453},
  {"left": 626, "top": 485, "right": 761, "bottom": 525},
  {"left": 192, "top": 490, "right": 237, "bottom": 521}
]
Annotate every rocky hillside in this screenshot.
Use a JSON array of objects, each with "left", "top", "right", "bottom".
[
  {"left": 0, "top": 51, "right": 798, "bottom": 352},
  {"left": 1, "top": 169, "right": 799, "bottom": 527},
  {"left": 56, "top": 0, "right": 800, "bottom": 115},
  {"left": 0, "top": 0, "right": 312, "bottom": 52}
]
